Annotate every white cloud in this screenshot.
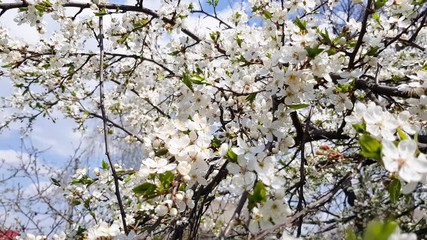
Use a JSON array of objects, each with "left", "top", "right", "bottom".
[
  {"left": 30, "top": 117, "right": 83, "bottom": 157},
  {"left": 0, "top": 149, "right": 28, "bottom": 166}
]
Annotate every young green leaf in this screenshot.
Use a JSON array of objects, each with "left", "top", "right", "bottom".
[
  {"left": 133, "top": 182, "right": 157, "bottom": 196},
  {"left": 363, "top": 220, "right": 397, "bottom": 240},
  {"left": 248, "top": 181, "right": 267, "bottom": 210},
  {"left": 359, "top": 134, "right": 382, "bottom": 160},
  {"left": 101, "top": 160, "right": 110, "bottom": 171},
  {"left": 388, "top": 178, "right": 401, "bottom": 204},
  {"left": 287, "top": 103, "right": 309, "bottom": 110},
  {"left": 225, "top": 149, "right": 238, "bottom": 163}
]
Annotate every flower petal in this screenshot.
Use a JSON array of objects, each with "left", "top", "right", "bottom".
[
  {"left": 398, "top": 140, "right": 417, "bottom": 157},
  {"left": 409, "top": 154, "right": 427, "bottom": 173},
  {"left": 382, "top": 140, "right": 398, "bottom": 158},
  {"left": 399, "top": 165, "right": 422, "bottom": 182}
]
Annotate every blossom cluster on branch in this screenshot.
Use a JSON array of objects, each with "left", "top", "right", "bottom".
[{"left": 1, "top": 0, "right": 427, "bottom": 239}]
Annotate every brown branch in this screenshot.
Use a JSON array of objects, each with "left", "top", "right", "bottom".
[
  {"left": 220, "top": 191, "right": 249, "bottom": 238},
  {"left": 348, "top": 0, "right": 372, "bottom": 69},
  {"left": 254, "top": 172, "right": 353, "bottom": 239},
  {"left": 98, "top": 15, "right": 128, "bottom": 235},
  {"left": 0, "top": 2, "right": 201, "bottom": 43},
  {"left": 355, "top": 79, "right": 424, "bottom": 98}
]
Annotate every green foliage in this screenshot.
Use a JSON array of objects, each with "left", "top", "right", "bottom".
[
  {"left": 287, "top": 103, "right": 309, "bottom": 110},
  {"left": 352, "top": 123, "right": 366, "bottom": 134},
  {"left": 362, "top": 220, "right": 398, "bottom": 240},
  {"left": 248, "top": 181, "right": 267, "bottom": 210},
  {"left": 210, "top": 31, "right": 220, "bottom": 42},
  {"left": 372, "top": 13, "right": 382, "bottom": 26},
  {"left": 71, "top": 175, "right": 95, "bottom": 186},
  {"left": 51, "top": 177, "right": 61, "bottom": 187},
  {"left": 317, "top": 28, "right": 332, "bottom": 45},
  {"left": 224, "top": 148, "right": 238, "bottom": 163},
  {"left": 158, "top": 171, "right": 174, "bottom": 191},
  {"left": 396, "top": 128, "right": 409, "bottom": 141},
  {"left": 294, "top": 17, "right": 307, "bottom": 32},
  {"left": 345, "top": 227, "right": 357, "bottom": 240},
  {"left": 374, "top": 0, "right": 387, "bottom": 9},
  {"left": 101, "top": 160, "right": 110, "bottom": 171},
  {"left": 210, "top": 137, "right": 222, "bottom": 149},
  {"left": 388, "top": 178, "right": 401, "bottom": 204},
  {"left": 182, "top": 70, "right": 209, "bottom": 92},
  {"left": 366, "top": 46, "right": 380, "bottom": 57},
  {"left": 235, "top": 34, "right": 244, "bottom": 47},
  {"left": 34, "top": 0, "right": 52, "bottom": 15},
  {"left": 245, "top": 92, "right": 257, "bottom": 103},
  {"left": 262, "top": 10, "right": 273, "bottom": 20},
  {"left": 305, "top": 45, "right": 324, "bottom": 58},
  {"left": 359, "top": 134, "right": 382, "bottom": 160},
  {"left": 155, "top": 148, "right": 168, "bottom": 157},
  {"left": 95, "top": 8, "right": 107, "bottom": 16},
  {"left": 1, "top": 63, "right": 14, "bottom": 68},
  {"left": 207, "top": 0, "right": 219, "bottom": 7},
  {"left": 133, "top": 182, "right": 157, "bottom": 197}
]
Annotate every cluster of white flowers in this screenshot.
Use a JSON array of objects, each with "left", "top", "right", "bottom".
[
  {"left": 2, "top": 0, "right": 427, "bottom": 238},
  {"left": 346, "top": 102, "right": 419, "bottom": 140}
]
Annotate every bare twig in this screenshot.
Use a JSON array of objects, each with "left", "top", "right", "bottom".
[{"left": 97, "top": 15, "right": 128, "bottom": 235}]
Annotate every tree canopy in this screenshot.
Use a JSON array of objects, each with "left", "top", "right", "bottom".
[{"left": 1, "top": 0, "right": 427, "bottom": 239}]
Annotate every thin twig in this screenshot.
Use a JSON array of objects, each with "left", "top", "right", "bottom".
[{"left": 98, "top": 14, "right": 128, "bottom": 235}]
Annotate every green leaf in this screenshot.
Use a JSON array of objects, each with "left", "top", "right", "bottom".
[
  {"left": 225, "top": 149, "right": 238, "bottom": 163},
  {"left": 294, "top": 17, "right": 307, "bottom": 32},
  {"left": 287, "top": 103, "right": 309, "bottom": 110},
  {"left": 317, "top": 29, "right": 331, "bottom": 45},
  {"left": 71, "top": 175, "right": 95, "bottom": 186},
  {"left": 245, "top": 93, "right": 257, "bottom": 103},
  {"left": 182, "top": 71, "right": 194, "bottom": 92},
  {"left": 388, "top": 178, "right": 401, "bottom": 204},
  {"left": 211, "top": 137, "right": 222, "bottom": 149},
  {"left": 352, "top": 123, "right": 366, "bottom": 134},
  {"left": 155, "top": 148, "right": 168, "bottom": 157},
  {"left": 359, "top": 134, "right": 382, "bottom": 160},
  {"left": 1, "top": 63, "right": 14, "bottom": 68},
  {"left": 35, "top": 3, "right": 46, "bottom": 14},
  {"left": 374, "top": 0, "right": 387, "bottom": 9},
  {"left": 71, "top": 200, "right": 81, "bottom": 206},
  {"left": 51, "top": 178, "right": 61, "bottom": 187},
  {"left": 214, "top": 0, "right": 219, "bottom": 7},
  {"left": 396, "top": 128, "right": 410, "bottom": 140},
  {"left": 373, "top": 13, "right": 381, "bottom": 25},
  {"left": 133, "top": 182, "right": 157, "bottom": 196},
  {"left": 190, "top": 74, "right": 206, "bottom": 85},
  {"left": 345, "top": 227, "right": 357, "bottom": 240},
  {"left": 95, "top": 8, "right": 107, "bottom": 16},
  {"left": 84, "top": 198, "right": 91, "bottom": 209},
  {"left": 263, "top": 10, "right": 273, "bottom": 20},
  {"left": 101, "top": 160, "right": 110, "bottom": 171},
  {"left": 248, "top": 181, "right": 267, "bottom": 210},
  {"left": 366, "top": 46, "right": 380, "bottom": 56},
  {"left": 182, "top": 71, "right": 209, "bottom": 92},
  {"left": 305, "top": 45, "right": 324, "bottom": 58},
  {"left": 210, "top": 31, "right": 220, "bottom": 42},
  {"left": 169, "top": 50, "right": 181, "bottom": 56},
  {"left": 159, "top": 171, "right": 174, "bottom": 190},
  {"left": 363, "top": 220, "right": 397, "bottom": 240},
  {"left": 235, "top": 35, "right": 244, "bottom": 47}
]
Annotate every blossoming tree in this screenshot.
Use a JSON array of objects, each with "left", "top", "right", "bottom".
[{"left": 1, "top": 0, "right": 427, "bottom": 239}]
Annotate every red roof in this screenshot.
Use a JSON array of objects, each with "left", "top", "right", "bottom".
[{"left": 0, "top": 230, "right": 20, "bottom": 240}]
